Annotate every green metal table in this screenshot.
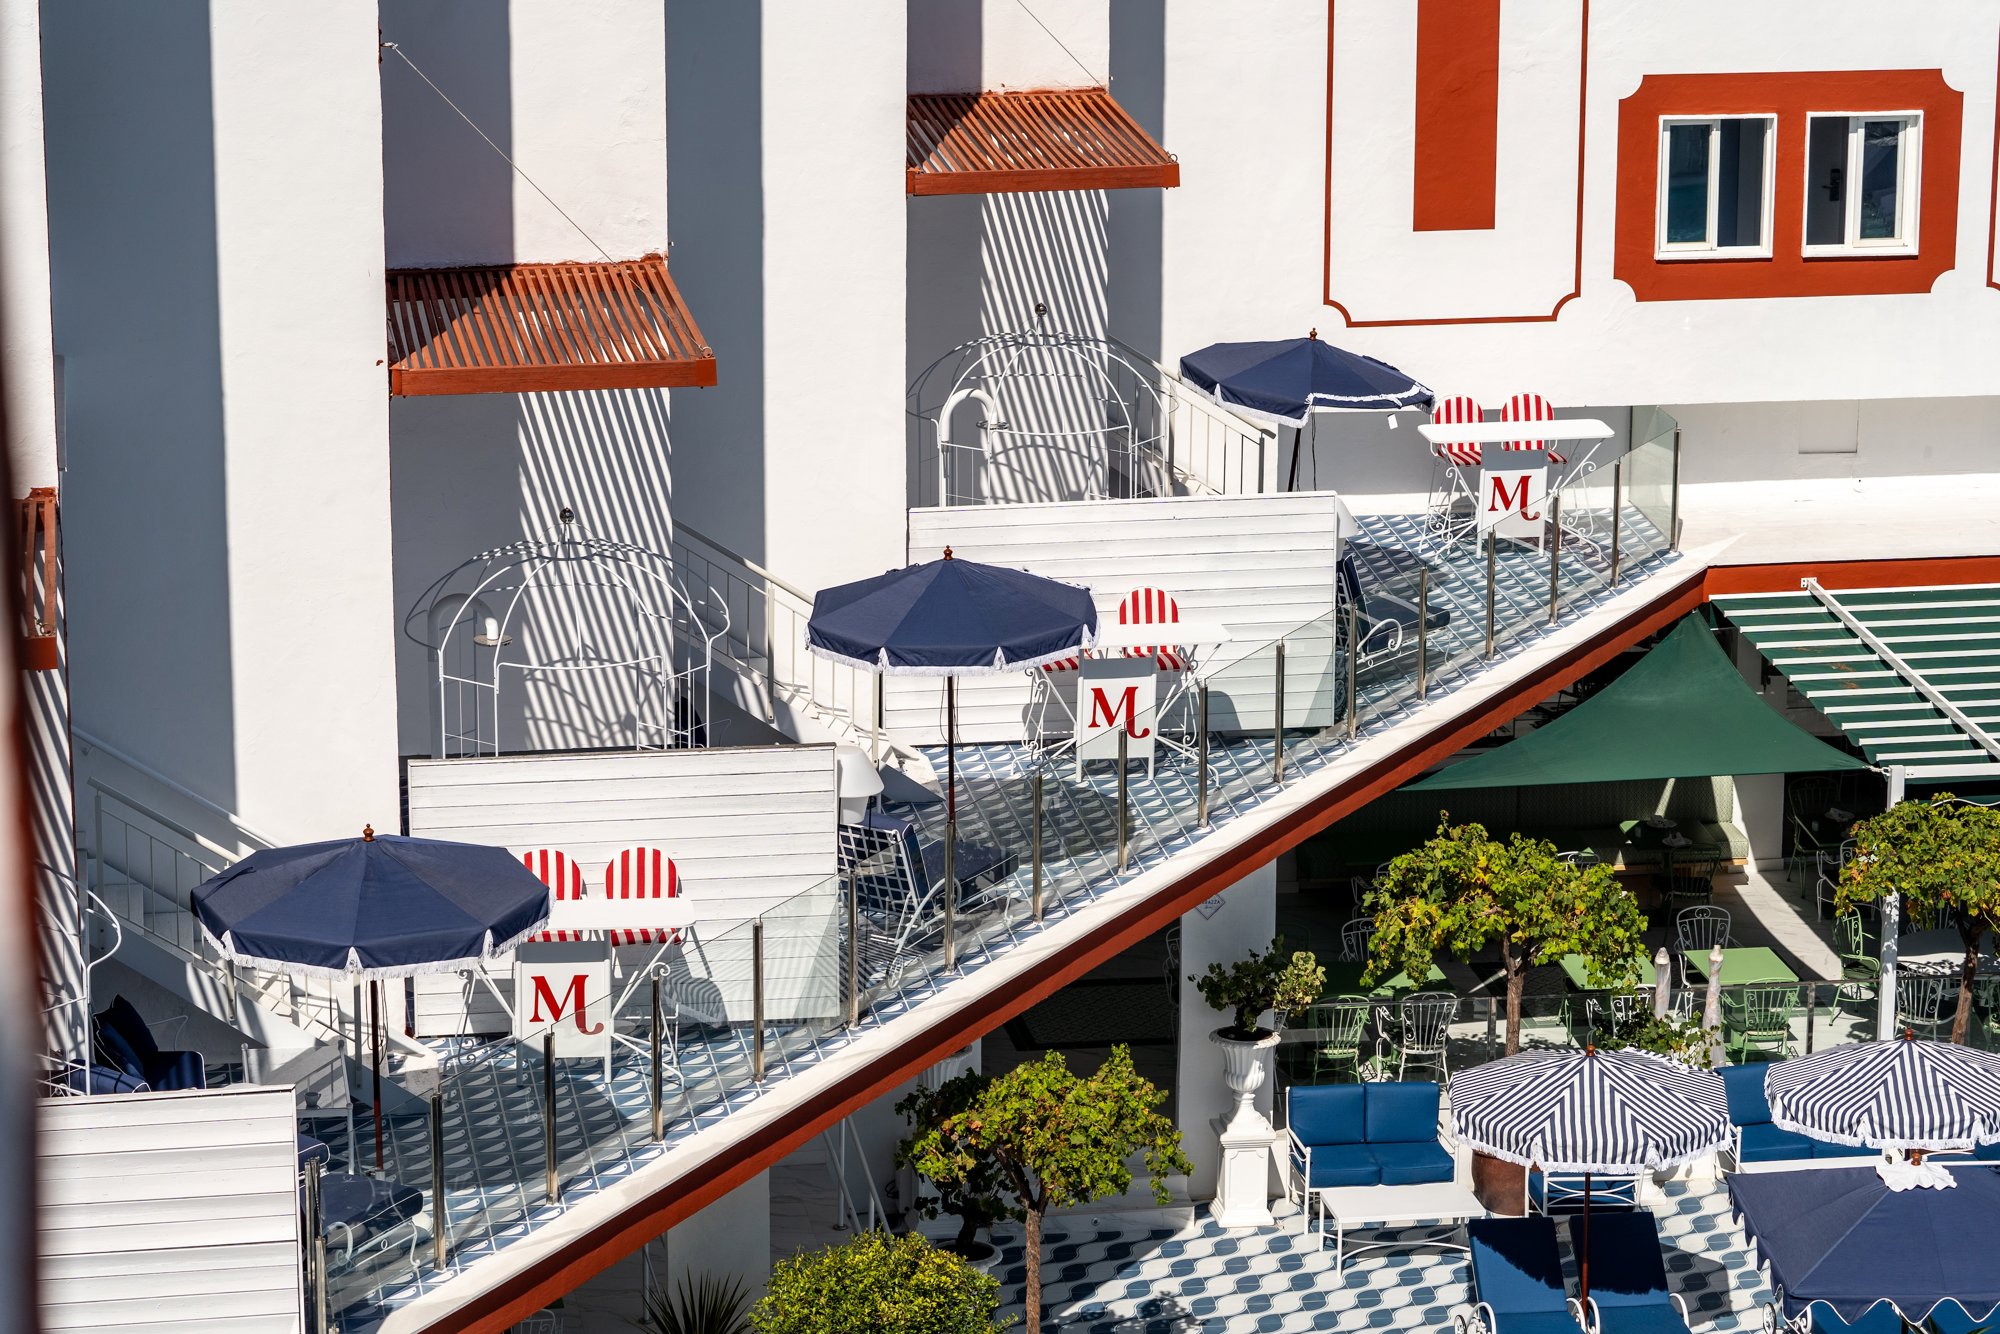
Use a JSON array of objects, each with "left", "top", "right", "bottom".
[
  {"left": 1318, "top": 960, "right": 1448, "bottom": 998},
  {"left": 1680, "top": 946, "right": 1799, "bottom": 986},
  {"left": 1557, "top": 953, "right": 1657, "bottom": 991}
]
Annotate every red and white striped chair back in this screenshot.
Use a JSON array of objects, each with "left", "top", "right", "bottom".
[
  {"left": 1430, "top": 395, "right": 1484, "bottom": 467},
  {"left": 524, "top": 849, "right": 587, "bottom": 942},
  {"left": 1501, "top": 393, "right": 1565, "bottom": 463},
  {"left": 1118, "top": 587, "right": 1185, "bottom": 670},
  {"left": 604, "top": 846, "right": 682, "bottom": 946}
]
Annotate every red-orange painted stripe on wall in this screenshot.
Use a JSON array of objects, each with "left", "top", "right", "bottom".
[{"left": 1412, "top": 0, "right": 1501, "bottom": 232}]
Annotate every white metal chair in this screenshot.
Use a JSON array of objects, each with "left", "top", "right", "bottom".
[
  {"left": 523, "top": 848, "right": 588, "bottom": 942},
  {"left": 1395, "top": 991, "right": 1458, "bottom": 1081},
  {"left": 1897, "top": 973, "right": 1956, "bottom": 1041},
  {"left": 1424, "top": 394, "right": 1483, "bottom": 543},
  {"left": 1674, "top": 905, "right": 1732, "bottom": 985},
  {"left": 1339, "top": 917, "right": 1374, "bottom": 964},
  {"left": 603, "top": 846, "right": 682, "bottom": 947}
]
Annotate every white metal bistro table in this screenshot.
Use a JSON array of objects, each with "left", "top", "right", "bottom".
[
  {"left": 1308, "top": 1180, "right": 1486, "bottom": 1270},
  {"left": 1898, "top": 928, "right": 2000, "bottom": 976}
]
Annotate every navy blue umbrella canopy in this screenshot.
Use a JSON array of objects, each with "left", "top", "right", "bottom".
[
  {"left": 1731, "top": 1166, "right": 2000, "bottom": 1322},
  {"left": 805, "top": 552, "right": 1097, "bottom": 675},
  {"left": 192, "top": 832, "right": 551, "bottom": 977},
  {"left": 1179, "top": 332, "right": 1433, "bottom": 426}
]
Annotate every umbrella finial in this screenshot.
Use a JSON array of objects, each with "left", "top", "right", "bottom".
[
  {"left": 1308, "top": 327, "right": 1318, "bottom": 340},
  {"left": 942, "top": 546, "right": 954, "bottom": 560},
  {"left": 362, "top": 824, "right": 375, "bottom": 842}
]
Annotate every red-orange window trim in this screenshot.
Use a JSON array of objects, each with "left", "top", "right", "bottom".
[{"left": 1614, "top": 70, "right": 1961, "bottom": 301}]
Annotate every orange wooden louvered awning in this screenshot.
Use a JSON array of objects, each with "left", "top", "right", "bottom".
[
  {"left": 907, "top": 87, "right": 1179, "bottom": 196},
  {"left": 386, "top": 254, "right": 716, "bottom": 396}
]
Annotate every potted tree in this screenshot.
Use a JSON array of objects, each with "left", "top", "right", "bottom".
[
  {"left": 899, "top": 1046, "right": 1188, "bottom": 1334},
  {"left": 749, "top": 1231, "right": 1004, "bottom": 1334},
  {"left": 1190, "top": 937, "right": 1325, "bottom": 1130},
  {"left": 1840, "top": 794, "right": 2000, "bottom": 1044},
  {"left": 894, "top": 1071, "right": 1008, "bottom": 1265}
]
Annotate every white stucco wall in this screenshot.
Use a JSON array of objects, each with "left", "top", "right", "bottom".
[
  {"left": 1, "top": 0, "right": 55, "bottom": 490},
  {"left": 1176, "top": 862, "right": 1277, "bottom": 1201},
  {"left": 1154, "top": 0, "right": 2000, "bottom": 408}
]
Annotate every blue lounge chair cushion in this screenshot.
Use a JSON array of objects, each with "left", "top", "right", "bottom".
[
  {"left": 1581, "top": 1212, "right": 1670, "bottom": 1306},
  {"left": 1364, "top": 1080, "right": 1442, "bottom": 1144},
  {"left": 1288, "top": 1084, "right": 1366, "bottom": 1149},
  {"left": 144, "top": 1048, "right": 206, "bottom": 1092},
  {"left": 1738, "top": 1121, "right": 1818, "bottom": 1162},
  {"left": 91, "top": 1019, "right": 146, "bottom": 1081},
  {"left": 1803, "top": 1307, "right": 1905, "bottom": 1334},
  {"left": 320, "top": 1171, "right": 423, "bottom": 1237},
  {"left": 1719, "top": 1062, "right": 1772, "bottom": 1125},
  {"left": 298, "top": 1136, "right": 332, "bottom": 1168},
  {"left": 1979, "top": 1141, "right": 2000, "bottom": 1162},
  {"left": 1370, "top": 1141, "right": 1455, "bottom": 1186},
  {"left": 1810, "top": 1139, "right": 1875, "bottom": 1160},
  {"left": 64, "top": 1063, "right": 148, "bottom": 1095},
  {"left": 1467, "top": 1216, "right": 1568, "bottom": 1316},
  {"left": 1591, "top": 1308, "right": 1690, "bottom": 1334},
  {"left": 99, "top": 995, "right": 161, "bottom": 1062},
  {"left": 1306, "top": 1144, "right": 1380, "bottom": 1189}
]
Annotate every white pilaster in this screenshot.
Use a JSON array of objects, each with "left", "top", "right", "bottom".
[{"left": 1175, "top": 859, "right": 1278, "bottom": 1204}]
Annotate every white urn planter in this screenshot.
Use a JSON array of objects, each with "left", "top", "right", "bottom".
[{"left": 1210, "top": 1028, "right": 1283, "bottom": 1228}]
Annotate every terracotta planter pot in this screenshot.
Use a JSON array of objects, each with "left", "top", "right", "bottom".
[{"left": 1471, "top": 1151, "right": 1527, "bottom": 1216}]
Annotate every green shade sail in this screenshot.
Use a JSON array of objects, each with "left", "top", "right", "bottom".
[{"left": 1408, "top": 616, "right": 1870, "bottom": 790}]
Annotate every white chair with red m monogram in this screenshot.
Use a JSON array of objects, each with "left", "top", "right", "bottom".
[
  {"left": 1085, "top": 587, "right": 1235, "bottom": 776},
  {"left": 1499, "top": 392, "right": 1608, "bottom": 550},
  {"left": 1423, "top": 395, "right": 1484, "bottom": 544}
]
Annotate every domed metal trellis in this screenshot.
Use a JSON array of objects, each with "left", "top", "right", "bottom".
[{"left": 404, "top": 511, "right": 727, "bottom": 759}]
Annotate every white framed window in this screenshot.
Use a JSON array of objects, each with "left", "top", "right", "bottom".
[
  {"left": 1655, "top": 115, "right": 1776, "bottom": 258},
  {"left": 1803, "top": 113, "right": 1921, "bottom": 255}
]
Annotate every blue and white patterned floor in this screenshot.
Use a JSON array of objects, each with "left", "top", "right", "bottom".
[{"left": 990, "top": 1178, "right": 1770, "bottom": 1333}]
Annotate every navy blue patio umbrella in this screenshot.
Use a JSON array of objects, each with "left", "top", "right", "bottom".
[
  {"left": 1180, "top": 330, "right": 1433, "bottom": 489},
  {"left": 806, "top": 551, "right": 1096, "bottom": 920},
  {"left": 193, "top": 826, "right": 550, "bottom": 1166}
]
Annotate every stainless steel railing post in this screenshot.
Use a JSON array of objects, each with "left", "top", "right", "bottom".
[
  {"left": 651, "top": 971, "right": 666, "bottom": 1139},
  {"left": 1609, "top": 461, "right": 1624, "bottom": 587},
  {"left": 1484, "top": 532, "right": 1497, "bottom": 659},
  {"left": 304, "top": 1157, "right": 328, "bottom": 1334},
  {"left": 1344, "top": 602, "right": 1360, "bottom": 740},
  {"left": 1030, "top": 771, "right": 1045, "bottom": 921},
  {"left": 762, "top": 593, "right": 777, "bottom": 722},
  {"left": 430, "top": 1091, "right": 448, "bottom": 1269},
  {"left": 1197, "top": 684, "right": 1211, "bottom": 828},
  {"left": 1669, "top": 426, "right": 1682, "bottom": 551},
  {"left": 1416, "top": 568, "right": 1430, "bottom": 700},
  {"left": 542, "top": 1031, "right": 559, "bottom": 1204},
  {"left": 1272, "top": 640, "right": 1287, "bottom": 783},
  {"left": 845, "top": 873, "right": 861, "bottom": 1026},
  {"left": 1546, "top": 492, "right": 1563, "bottom": 626},
  {"left": 752, "top": 918, "right": 767, "bottom": 1083},
  {"left": 1116, "top": 730, "right": 1131, "bottom": 872}
]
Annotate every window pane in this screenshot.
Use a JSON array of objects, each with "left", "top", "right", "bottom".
[
  {"left": 1715, "top": 118, "right": 1766, "bottom": 248},
  {"left": 1804, "top": 117, "right": 1848, "bottom": 246},
  {"left": 1858, "top": 119, "right": 1904, "bottom": 240},
  {"left": 1663, "top": 123, "right": 1711, "bottom": 244}
]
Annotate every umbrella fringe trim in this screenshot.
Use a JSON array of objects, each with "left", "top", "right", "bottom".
[
  {"left": 198, "top": 918, "right": 551, "bottom": 981},
  {"left": 1451, "top": 1136, "right": 1729, "bottom": 1176},
  {"left": 1202, "top": 382, "right": 1436, "bottom": 427},
  {"left": 805, "top": 635, "right": 1100, "bottom": 678},
  {"left": 1767, "top": 1108, "right": 1999, "bottom": 1151}
]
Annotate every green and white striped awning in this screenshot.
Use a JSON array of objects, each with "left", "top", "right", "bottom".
[{"left": 1716, "top": 582, "right": 2000, "bottom": 778}]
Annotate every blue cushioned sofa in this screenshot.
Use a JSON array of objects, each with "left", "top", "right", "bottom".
[
  {"left": 90, "top": 995, "right": 205, "bottom": 1093},
  {"left": 1287, "top": 1081, "right": 1465, "bottom": 1197},
  {"left": 1721, "top": 1063, "right": 1876, "bottom": 1171}
]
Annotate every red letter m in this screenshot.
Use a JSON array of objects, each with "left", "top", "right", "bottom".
[
  {"left": 1486, "top": 473, "right": 1540, "bottom": 520},
  {"left": 1086, "top": 685, "right": 1153, "bottom": 739},
  {"left": 528, "top": 972, "right": 606, "bottom": 1035}
]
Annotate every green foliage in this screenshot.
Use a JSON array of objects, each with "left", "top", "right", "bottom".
[
  {"left": 900, "top": 1047, "right": 1190, "bottom": 1334},
  {"left": 1842, "top": 795, "right": 2000, "bottom": 1043},
  {"left": 1363, "top": 818, "right": 1648, "bottom": 1054},
  {"left": 895, "top": 1071, "right": 1012, "bottom": 1251},
  {"left": 644, "top": 1273, "right": 753, "bottom": 1334},
  {"left": 1597, "top": 1011, "right": 1716, "bottom": 1069},
  {"left": 749, "top": 1231, "right": 1007, "bottom": 1334},
  {"left": 1189, "top": 936, "right": 1326, "bottom": 1038}
]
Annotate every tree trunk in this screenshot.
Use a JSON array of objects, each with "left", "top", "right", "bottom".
[
  {"left": 1956, "top": 928, "right": 1981, "bottom": 1045},
  {"left": 1023, "top": 1207, "right": 1043, "bottom": 1334},
  {"left": 1503, "top": 939, "right": 1523, "bottom": 1055},
  {"left": 954, "top": 1210, "right": 980, "bottom": 1253}
]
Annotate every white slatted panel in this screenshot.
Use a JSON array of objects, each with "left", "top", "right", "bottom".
[
  {"left": 405, "top": 748, "right": 842, "bottom": 1026},
  {"left": 38, "top": 1086, "right": 302, "bottom": 1332},
  {"left": 896, "top": 494, "right": 1348, "bottom": 742}
]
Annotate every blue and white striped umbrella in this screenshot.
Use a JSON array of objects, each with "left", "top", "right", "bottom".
[
  {"left": 1766, "top": 1036, "right": 2000, "bottom": 1152},
  {"left": 1449, "top": 1047, "right": 1730, "bottom": 1174}
]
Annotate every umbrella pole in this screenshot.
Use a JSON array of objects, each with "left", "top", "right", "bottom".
[
  {"left": 1286, "top": 425, "right": 1302, "bottom": 492},
  {"left": 945, "top": 676, "right": 958, "bottom": 972},
  {"left": 1580, "top": 1171, "right": 1592, "bottom": 1310},
  {"left": 371, "top": 979, "right": 384, "bottom": 1173}
]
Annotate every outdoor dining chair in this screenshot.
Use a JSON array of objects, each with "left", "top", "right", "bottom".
[
  {"left": 1673, "top": 905, "right": 1731, "bottom": 985},
  {"left": 1396, "top": 991, "right": 1458, "bottom": 1081},
  {"left": 1897, "top": 973, "right": 1956, "bottom": 1042},
  {"left": 1976, "top": 975, "right": 2000, "bottom": 1051},
  {"left": 1585, "top": 989, "right": 1648, "bottom": 1038},
  {"left": 1339, "top": 916, "right": 1373, "bottom": 964},
  {"left": 604, "top": 845, "right": 681, "bottom": 946},
  {"left": 1834, "top": 911, "right": 1880, "bottom": 1015},
  {"left": 1663, "top": 845, "right": 1724, "bottom": 907},
  {"left": 522, "top": 847, "right": 588, "bottom": 942},
  {"left": 1724, "top": 984, "right": 1800, "bottom": 1063},
  {"left": 1115, "top": 586, "right": 1187, "bottom": 670},
  {"left": 1424, "top": 394, "right": 1482, "bottom": 545},
  {"left": 1292, "top": 997, "right": 1373, "bottom": 1084}
]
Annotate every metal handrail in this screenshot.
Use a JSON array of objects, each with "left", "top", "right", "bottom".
[
  {"left": 74, "top": 726, "right": 280, "bottom": 850},
  {"left": 674, "top": 521, "right": 814, "bottom": 605}
]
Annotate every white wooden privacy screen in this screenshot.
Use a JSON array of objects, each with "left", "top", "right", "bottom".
[
  {"left": 405, "top": 746, "right": 842, "bottom": 1028},
  {"left": 895, "top": 492, "right": 1351, "bottom": 743},
  {"left": 38, "top": 1085, "right": 304, "bottom": 1333}
]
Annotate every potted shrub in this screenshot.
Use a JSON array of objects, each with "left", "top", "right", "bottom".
[
  {"left": 749, "top": 1231, "right": 1005, "bottom": 1334},
  {"left": 894, "top": 1071, "right": 1008, "bottom": 1265},
  {"left": 1191, "top": 936, "right": 1324, "bottom": 1131}
]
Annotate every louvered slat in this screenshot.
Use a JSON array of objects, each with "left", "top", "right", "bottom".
[{"left": 907, "top": 87, "right": 1179, "bottom": 196}]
